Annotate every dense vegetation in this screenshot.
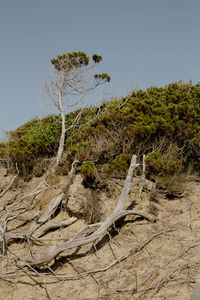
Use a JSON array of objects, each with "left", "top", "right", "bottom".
[{"left": 1, "top": 81, "right": 200, "bottom": 190}]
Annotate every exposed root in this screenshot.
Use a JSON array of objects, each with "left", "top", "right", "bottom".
[{"left": 1, "top": 154, "right": 198, "bottom": 299}]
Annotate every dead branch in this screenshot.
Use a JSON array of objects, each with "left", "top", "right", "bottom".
[
  {"left": 0, "top": 154, "right": 167, "bottom": 299},
  {"left": 5, "top": 229, "right": 168, "bottom": 282},
  {"left": 26, "top": 155, "right": 157, "bottom": 267},
  {"left": 188, "top": 279, "right": 200, "bottom": 300},
  {"left": 113, "top": 155, "right": 139, "bottom": 213},
  {"left": 33, "top": 217, "right": 77, "bottom": 238},
  {"left": 0, "top": 174, "right": 18, "bottom": 198},
  {"left": 43, "top": 277, "right": 54, "bottom": 300},
  {"left": 0, "top": 163, "right": 19, "bottom": 199},
  {"left": 27, "top": 209, "right": 156, "bottom": 267},
  {"left": 139, "top": 154, "right": 146, "bottom": 198},
  {"left": 0, "top": 186, "right": 54, "bottom": 212},
  {"left": 1, "top": 218, "right": 77, "bottom": 246},
  {"left": 28, "top": 193, "right": 64, "bottom": 235},
  {"left": 137, "top": 242, "right": 200, "bottom": 299}
]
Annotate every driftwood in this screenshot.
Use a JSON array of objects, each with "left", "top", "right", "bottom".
[{"left": 27, "top": 155, "right": 157, "bottom": 266}]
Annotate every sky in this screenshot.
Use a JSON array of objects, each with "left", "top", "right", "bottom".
[{"left": 1, "top": 0, "right": 200, "bottom": 139}]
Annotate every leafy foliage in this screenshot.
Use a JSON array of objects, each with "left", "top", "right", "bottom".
[
  {"left": 94, "top": 73, "right": 111, "bottom": 82},
  {"left": 51, "top": 52, "right": 89, "bottom": 71},
  {"left": 102, "top": 154, "right": 132, "bottom": 175},
  {"left": 67, "top": 81, "right": 200, "bottom": 179},
  {"left": 80, "top": 161, "right": 98, "bottom": 188},
  {"left": 1, "top": 81, "right": 200, "bottom": 183},
  {"left": 4, "top": 116, "right": 61, "bottom": 176},
  {"left": 50, "top": 51, "right": 110, "bottom": 84},
  {"left": 80, "top": 161, "right": 97, "bottom": 178},
  {"left": 145, "top": 150, "right": 182, "bottom": 176}
]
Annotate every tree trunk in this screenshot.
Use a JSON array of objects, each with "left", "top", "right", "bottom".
[{"left": 56, "top": 83, "right": 66, "bottom": 165}]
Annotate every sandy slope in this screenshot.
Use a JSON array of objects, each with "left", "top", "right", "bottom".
[{"left": 0, "top": 167, "right": 200, "bottom": 299}]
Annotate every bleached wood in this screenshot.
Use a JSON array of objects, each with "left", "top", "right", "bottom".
[
  {"left": 56, "top": 77, "right": 66, "bottom": 165},
  {"left": 190, "top": 280, "right": 200, "bottom": 300},
  {"left": 28, "top": 193, "right": 64, "bottom": 235},
  {"left": 0, "top": 174, "right": 18, "bottom": 198},
  {"left": 28, "top": 154, "right": 157, "bottom": 267},
  {"left": 113, "top": 155, "right": 139, "bottom": 213},
  {"left": 33, "top": 217, "right": 77, "bottom": 238}
]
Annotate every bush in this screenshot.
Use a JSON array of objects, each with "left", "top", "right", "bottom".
[
  {"left": 145, "top": 148, "right": 183, "bottom": 177},
  {"left": 65, "top": 141, "right": 91, "bottom": 162},
  {"left": 110, "top": 154, "right": 131, "bottom": 174},
  {"left": 3, "top": 116, "right": 61, "bottom": 176},
  {"left": 80, "top": 161, "right": 97, "bottom": 178},
  {"left": 1, "top": 81, "right": 200, "bottom": 181},
  {"left": 80, "top": 161, "right": 98, "bottom": 188}
]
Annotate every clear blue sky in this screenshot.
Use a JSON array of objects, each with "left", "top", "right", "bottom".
[{"left": 1, "top": 0, "right": 200, "bottom": 139}]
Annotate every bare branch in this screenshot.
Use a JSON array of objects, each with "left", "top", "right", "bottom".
[
  {"left": 33, "top": 218, "right": 77, "bottom": 238},
  {"left": 26, "top": 154, "right": 156, "bottom": 267},
  {"left": 28, "top": 193, "right": 64, "bottom": 235},
  {"left": 0, "top": 174, "right": 18, "bottom": 198}
]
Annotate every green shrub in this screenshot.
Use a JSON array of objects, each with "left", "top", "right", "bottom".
[
  {"left": 65, "top": 141, "right": 91, "bottom": 162},
  {"left": 102, "top": 154, "right": 131, "bottom": 176},
  {"left": 80, "top": 161, "right": 97, "bottom": 179},
  {"left": 111, "top": 154, "right": 131, "bottom": 173},
  {"left": 2, "top": 81, "right": 200, "bottom": 180},
  {"left": 4, "top": 116, "right": 62, "bottom": 176},
  {"left": 145, "top": 149, "right": 183, "bottom": 177},
  {"left": 0, "top": 142, "right": 7, "bottom": 158},
  {"left": 145, "top": 152, "right": 162, "bottom": 174}
]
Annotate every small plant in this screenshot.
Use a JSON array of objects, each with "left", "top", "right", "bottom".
[
  {"left": 0, "top": 142, "right": 8, "bottom": 160},
  {"left": 157, "top": 173, "right": 187, "bottom": 198},
  {"left": 111, "top": 154, "right": 131, "bottom": 173},
  {"left": 145, "top": 147, "right": 183, "bottom": 177},
  {"left": 33, "top": 158, "right": 51, "bottom": 177},
  {"left": 80, "top": 161, "right": 99, "bottom": 188},
  {"left": 65, "top": 141, "right": 91, "bottom": 162},
  {"left": 145, "top": 152, "right": 162, "bottom": 174},
  {"left": 102, "top": 153, "right": 131, "bottom": 176},
  {"left": 54, "top": 160, "right": 71, "bottom": 176},
  {"left": 80, "top": 161, "right": 97, "bottom": 179}
]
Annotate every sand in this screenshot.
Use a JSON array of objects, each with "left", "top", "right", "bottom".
[{"left": 0, "top": 167, "right": 200, "bottom": 299}]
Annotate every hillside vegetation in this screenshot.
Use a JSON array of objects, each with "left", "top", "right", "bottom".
[
  {"left": 1, "top": 81, "right": 200, "bottom": 190},
  {"left": 0, "top": 81, "right": 200, "bottom": 300}
]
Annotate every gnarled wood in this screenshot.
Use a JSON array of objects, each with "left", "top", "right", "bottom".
[
  {"left": 28, "top": 193, "right": 64, "bottom": 235},
  {"left": 33, "top": 217, "right": 77, "bottom": 238},
  {"left": 189, "top": 280, "right": 200, "bottom": 300},
  {"left": 0, "top": 174, "right": 18, "bottom": 198},
  {"left": 28, "top": 155, "right": 157, "bottom": 267}
]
